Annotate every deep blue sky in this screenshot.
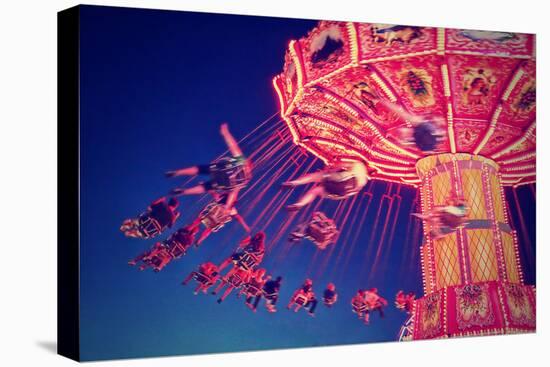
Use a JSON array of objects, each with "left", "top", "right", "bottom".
[{"left": 78, "top": 5, "right": 536, "bottom": 361}]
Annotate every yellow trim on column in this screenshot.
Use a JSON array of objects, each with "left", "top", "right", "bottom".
[{"left": 502, "top": 232, "right": 520, "bottom": 283}]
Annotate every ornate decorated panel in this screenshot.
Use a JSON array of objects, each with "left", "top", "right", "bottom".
[
  {"left": 317, "top": 67, "right": 402, "bottom": 128},
  {"left": 413, "top": 291, "right": 445, "bottom": 339},
  {"left": 454, "top": 119, "right": 486, "bottom": 152},
  {"left": 449, "top": 283, "right": 499, "bottom": 333},
  {"left": 298, "top": 21, "right": 352, "bottom": 84},
  {"left": 373, "top": 56, "right": 446, "bottom": 116},
  {"left": 356, "top": 23, "right": 437, "bottom": 61},
  {"left": 282, "top": 50, "right": 299, "bottom": 105},
  {"left": 445, "top": 29, "right": 534, "bottom": 57},
  {"left": 499, "top": 73, "right": 536, "bottom": 127},
  {"left": 483, "top": 124, "right": 525, "bottom": 160},
  {"left": 499, "top": 283, "right": 536, "bottom": 330},
  {"left": 447, "top": 55, "right": 519, "bottom": 120}
]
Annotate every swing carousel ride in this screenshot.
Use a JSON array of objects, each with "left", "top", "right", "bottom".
[
  {"left": 273, "top": 21, "right": 536, "bottom": 339},
  {"left": 122, "top": 20, "right": 536, "bottom": 342}
]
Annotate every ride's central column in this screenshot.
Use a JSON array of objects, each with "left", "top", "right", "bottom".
[{"left": 410, "top": 153, "right": 535, "bottom": 339}]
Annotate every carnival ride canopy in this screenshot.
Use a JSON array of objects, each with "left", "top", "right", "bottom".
[{"left": 273, "top": 22, "right": 536, "bottom": 187}]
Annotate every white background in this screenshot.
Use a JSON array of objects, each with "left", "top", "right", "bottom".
[{"left": 0, "top": 0, "right": 547, "bottom": 366}]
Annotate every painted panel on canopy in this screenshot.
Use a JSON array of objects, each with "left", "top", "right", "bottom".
[
  {"left": 356, "top": 23, "right": 437, "bottom": 61},
  {"left": 493, "top": 137, "right": 535, "bottom": 161},
  {"left": 282, "top": 50, "right": 299, "bottom": 106},
  {"left": 317, "top": 66, "right": 402, "bottom": 128},
  {"left": 480, "top": 123, "right": 524, "bottom": 157},
  {"left": 292, "top": 117, "right": 418, "bottom": 168},
  {"left": 372, "top": 55, "right": 446, "bottom": 117},
  {"left": 445, "top": 29, "right": 534, "bottom": 57},
  {"left": 454, "top": 119, "right": 487, "bottom": 152},
  {"left": 291, "top": 87, "right": 420, "bottom": 163},
  {"left": 294, "top": 87, "right": 364, "bottom": 134},
  {"left": 447, "top": 54, "right": 520, "bottom": 120},
  {"left": 293, "top": 115, "right": 348, "bottom": 143},
  {"left": 299, "top": 21, "right": 352, "bottom": 84},
  {"left": 497, "top": 60, "right": 536, "bottom": 129},
  {"left": 292, "top": 90, "right": 382, "bottom": 146}
]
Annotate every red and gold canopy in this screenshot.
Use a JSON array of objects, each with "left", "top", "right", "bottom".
[{"left": 273, "top": 22, "right": 536, "bottom": 187}]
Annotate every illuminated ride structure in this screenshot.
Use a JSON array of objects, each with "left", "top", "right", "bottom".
[{"left": 273, "top": 22, "right": 536, "bottom": 339}]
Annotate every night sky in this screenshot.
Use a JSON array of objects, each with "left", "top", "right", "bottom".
[{"left": 78, "top": 5, "right": 536, "bottom": 361}]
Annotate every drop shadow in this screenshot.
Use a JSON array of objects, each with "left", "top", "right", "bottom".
[{"left": 36, "top": 340, "right": 57, "bottom": 354}]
